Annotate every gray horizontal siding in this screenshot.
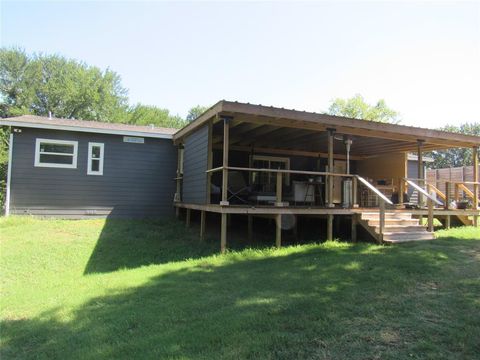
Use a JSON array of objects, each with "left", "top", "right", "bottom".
[
  {"left": 182, "top": 125, "right": 208, "bottom": 204},
  {"left": 10, "top": 127, "right": 177, "bottom": 218}
]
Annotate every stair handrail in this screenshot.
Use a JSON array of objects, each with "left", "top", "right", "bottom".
[
  {"left": 426, "top": 183, "right": 446, "bottom": 201},
  {"left": 404, "top": 179, "right": 443, "bottom": 206},
  {"left": 355, "top": 176, "right": 393, "bottom": 242},
  {"left": 355, "top": 176, "right": 393, "bottom": 205}
]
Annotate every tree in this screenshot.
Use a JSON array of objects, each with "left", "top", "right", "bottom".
[
  {"left": 186, "top": 105, "right": 208, "bottom": 122},
  {"left": 126, "top": 104, "right": 186, "bottom": 128},
  {"left": 427, "top": 123, "right": 480, "bottom": 169},
  {"left": 328, "top": 94, "right": 400, "bottom": 124},
  {"left": 0, "top": 48, "right": 129, "bottom": 121}
]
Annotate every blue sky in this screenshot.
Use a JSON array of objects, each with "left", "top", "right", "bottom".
[{"left": 1, "top": 1, "right": 479, "bottom": 128}]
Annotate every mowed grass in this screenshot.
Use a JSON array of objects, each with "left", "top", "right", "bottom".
[{"left": 1, "top": 217, "right": 479, "bottom": 359}]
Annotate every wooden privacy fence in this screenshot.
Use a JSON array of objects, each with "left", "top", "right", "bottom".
[{"left": 427, "top": 166, "right": 479, "bottom": 199}]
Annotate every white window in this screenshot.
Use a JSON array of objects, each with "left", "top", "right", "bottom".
[
  {"left": 35, "top": 138, "right": 78, "bottom": 168},
  {"left": 87, "top": 142, "right": 104, "bottom": 175}
]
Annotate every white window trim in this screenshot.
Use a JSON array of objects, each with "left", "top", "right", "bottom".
[
  {"left": 87, "top": 142, "right": 104, "bottom": 176},
  {"left": 34, "top": 138, "right": 78, "bottom": 169}
]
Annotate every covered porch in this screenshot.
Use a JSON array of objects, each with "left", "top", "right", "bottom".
[{"left": 173, "top": 101, "right": 480, "bottom": 252}]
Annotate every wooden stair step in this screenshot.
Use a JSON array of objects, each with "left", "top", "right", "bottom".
[
  {"left": 383, "top": 237, "right": 436, "bottom": 244},
  {"left": 382, "top": 231, "right": 435, "bottom": 241},
  {"left": 367, "top": 219, "right": 419, "bottom": 226},
  {"left": 373, "top": 225, "right": 426, "bottom": 232},
  {"left": 361, "top": 212, "right": 413, "bottom": 220}
]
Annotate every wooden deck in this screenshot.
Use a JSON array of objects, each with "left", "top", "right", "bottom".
[{"left": 174, "top": 202, "right": 479, "bottom": 217}]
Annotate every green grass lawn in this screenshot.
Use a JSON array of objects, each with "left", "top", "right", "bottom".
[{"left": 1, "top": 217, "right": 479, "bottom": 359}]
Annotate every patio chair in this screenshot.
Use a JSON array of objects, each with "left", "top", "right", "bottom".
[{"left": 227, "top": 171, "right": 251, "bottom": 204}]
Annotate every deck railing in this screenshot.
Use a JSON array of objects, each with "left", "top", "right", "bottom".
[
  {"left": 444, "top": 181, "right": 480, "bottom": 210},
  {"left": 207, "top": 165, "right": 358, "bottom": 207},
  {"left": 402, "top": 178, "right": 445, "bottom": 231},
  {"left": 401, "top": 177, "right": 479, "bottom": 210},
  {"left": 206, "top": 166, "right": 400, "bottom": 240}
]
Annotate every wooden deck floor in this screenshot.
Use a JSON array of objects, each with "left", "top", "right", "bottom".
[{"left": 174, "top": 202, "right": 479, "bottom": 217}]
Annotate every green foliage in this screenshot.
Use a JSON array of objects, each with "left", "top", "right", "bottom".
[
  {"left": 427, "top": 123, "right": 480, "bottom": 169},
  {"left": 126, "top": 103, "right": 186, "bottom": 128},
  {"left": 186, "top": 105, "right": 209, "bottom": 122},
  {"left": 1, "top": 217, "right": 479, "bottom": 359},
  {"left": 0, "top": 48, "right": 129, "bottom": 121},
  {"left": 328, "top": 94, "right": 400, "bottom": 124}
]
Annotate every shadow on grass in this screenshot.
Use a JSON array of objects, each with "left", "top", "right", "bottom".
[
  {"left": 83, "top": 218, "right": 220, "bottom": 274},
  {"left": 4, "top": 233, "right": 480, "bottom": 359},
  {"left": 84, "top": 212, "right": 362, "bottom": 275}
]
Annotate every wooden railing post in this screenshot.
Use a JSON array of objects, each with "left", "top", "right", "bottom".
[
  {"left": 379, "top": 199, "right": 385, "bottom": 243},
  {"left": 275, "top": 171, "right": 283, "bottom": 206},
  {"left": 445, "top": 181, "right": 450, "bottom": 210},
  {"left": 473, "top": 146, "right": 478, "bottom": 210},
  {"left": 352, "top": 176, "right": 358, "bottom": 208},
  {"left": 427, "top": 198, "right": 434, "bottom": 232},
  {"left": 221, "top": 117, "right": 230, "bottom": 206},
  {"left": 417, "top": 140, "right": 425, "bottom": 207},
  {"left": 454, "top": 183, "right": 459, "bottom": 202},
  {"left": 327, "top": 128, "right": 335, "bottom": 208}
]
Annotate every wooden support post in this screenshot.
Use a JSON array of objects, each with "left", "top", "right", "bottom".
[
  {"left": 247, "top": 215, "right": 253, "bottom": 241},
  {"left": 200, "top": 210, "right": 206, "bottom": 241},
  {"left": 275, "top": 214, "right": 282, "bottom": 248},
  {"left": 417, "top": 140, "right": 424, "bottom": 207},
  {"left": 351, "top": 214, "right": 357, "bottom": 242},
  {"left": 221, "top": 213, "right": 227, "bottom": 254},
  {"left": 327, "top": 129, "right": 335, "bottom": 208},
  {"left": 427, "top": 198, "right": 434, "bottom": 232},
  {"left": 399, "top": 178, "right": 405, "bottom": 205},
  {"left": 473, "top": 146, "right": 478, "bottom": 226},
  {"left": 275, "top": 172, "right": 283, "bottom": 206},
  {"left": 445, "top": 182, "right": 450, "bottom": 210},
  {"left": 206, "top": 120, "right": 213, "bottom": 204},
  {"left": 352, "top": 176, "right": 358, "bottom": 208},
  {"left": 446, "top": 215, "right": 451, "bottom": 229},
  {"left": 221, "top": 117, "right": 230, "bottom": 206},
  {"left": 327, "top": 214, "right": 333, "bottom": 240},
  {"left": 293, "top": 216, "right": 298, "bottom": 241},
  {"left": 175, "top": 206, "right": 180, "bottom": 219},
  {"left": 186, "top": 208, "right": 191, "bottom": 228},
  {"left": 379, "top": 199, "right": 385, "bottom": 243}
]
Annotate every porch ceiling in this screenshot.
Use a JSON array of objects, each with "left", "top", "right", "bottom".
[{"left": 211, "top": 120, "right": 450, "bottom": 158}]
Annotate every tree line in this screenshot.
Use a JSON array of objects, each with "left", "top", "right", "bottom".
[{"left": 0, "top": 48, "right": 208, "bottom": 127}]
